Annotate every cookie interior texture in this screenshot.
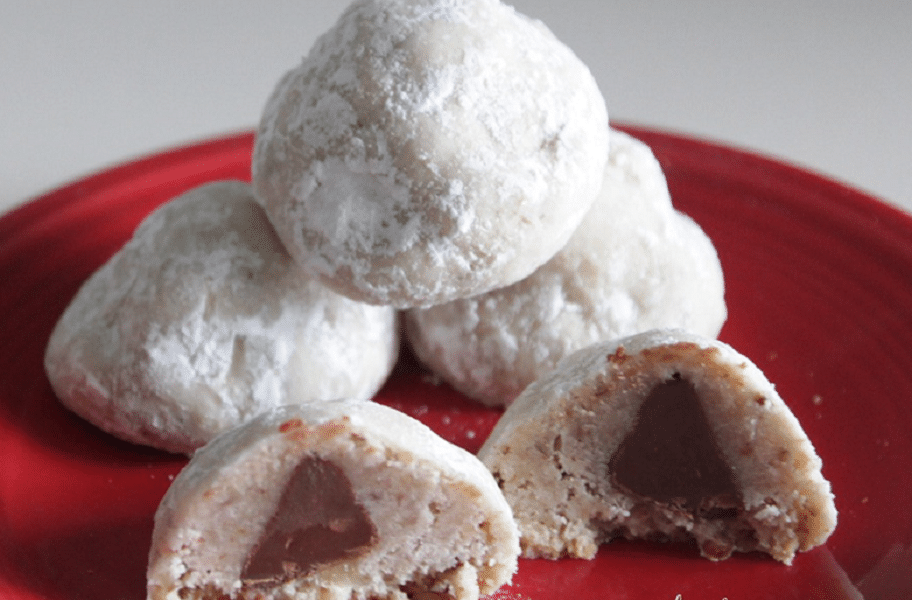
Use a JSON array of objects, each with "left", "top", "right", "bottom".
[
  {"left": 148, "top": 400, "right": 519, "bottom": 600},
  {"left": 478, "top": 329, "right": 837, "bottom": 564}
]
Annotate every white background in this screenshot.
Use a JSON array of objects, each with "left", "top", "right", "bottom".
[{"left": 2, "top": 0, "right": 910, "bottom": 216}]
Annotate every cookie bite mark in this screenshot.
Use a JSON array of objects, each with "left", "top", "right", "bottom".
[{"left": 242, "top": 456, "right": 376, "bottom": 584}]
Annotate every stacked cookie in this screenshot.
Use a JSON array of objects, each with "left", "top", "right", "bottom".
[
  {"left": 42, "top": 0, "right": 836, "bottom": 598},
  {"left": 404, "top": 129, "right": 726, "bottom": 406},
  {"left": 248, "top": 0, "right": 727, "bottom": 409},
  {"left": 251, "top": 0, "right": 610, "bottom": 309}
]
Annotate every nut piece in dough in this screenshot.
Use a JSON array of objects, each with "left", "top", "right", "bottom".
[
  {"left": 147, "top": 400, "right": 520, "bottom": 600},
  {"left": 44, "top": 181, "right": 399, "bottom": 454},
  {"left": 405, "top": 131, "right": 726, "bottom": 406},
  {"left": 478, "top": 329, "right": 837, "bottom": 564},
  {"left": 253, "top": 0, "right": 609, "bottom": 307}
]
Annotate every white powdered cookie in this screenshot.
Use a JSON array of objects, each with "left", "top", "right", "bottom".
[
  {"left": 405, "top": 131, "right": 726, "bottom": 406},
  {"left": 147, "top": 400, "right": 519, "bottom": 600},
  {"left": 479, "top": 329, "right": 837, "bottom": 564},
  {"left": 252, "top": 0, "right": 609, "bottom": 308},
  {"left": 44, "top": 181, "right": 398, "bottom": 454}
]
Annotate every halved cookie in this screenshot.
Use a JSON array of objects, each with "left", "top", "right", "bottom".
[
  {"left": 478, "top": 329, "right": 836, "bottom": 564},
  {"left": 148, "top": 400, "right": 519, "bottom": 600}
]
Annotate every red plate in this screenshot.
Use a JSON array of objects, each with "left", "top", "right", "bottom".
[{"left": 1, "top": 126, "right": 911, "bottom": 600}]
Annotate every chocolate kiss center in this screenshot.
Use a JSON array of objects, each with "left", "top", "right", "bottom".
[
  {"left": 242, "top": 456, "right": 376, "bottom": 583},
  {"left": 609, "top": 374, "right": 742, "bottom": 515}
]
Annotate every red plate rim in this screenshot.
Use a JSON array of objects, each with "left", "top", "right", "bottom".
[{"left": 2, "top": 124, "right": 911, "bottom": 600}]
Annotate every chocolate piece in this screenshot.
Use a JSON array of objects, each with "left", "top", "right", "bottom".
[
  {"left": 242, "top": 456, "right": 376, "bottom": 583},
  {"left": 609, "top": 374, "right": 741, "bottom": 513}
]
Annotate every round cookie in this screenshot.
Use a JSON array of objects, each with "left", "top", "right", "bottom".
[
  {"left": 478, "top": 329, "right": 837, "bottom": 564},
  {"left": 252, "top": 0, "right": 609, "bottom": 308},
  {"left": 405, "top": 131, "right": 726, "bottom": 406},
  {"left": 147, "top": 400, "right": 520, "bottom": 600},
  {"left": 44, "top": 181, "right": 399, "bottom": 454}
]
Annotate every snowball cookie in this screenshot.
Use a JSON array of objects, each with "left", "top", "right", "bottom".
[
  {"left": 44, "top": 181, "right": 399, "bottom": 455},
  {"left": 404, "top": 131, "right": 726, "bottom": 406},
  {"left": 252, "top": 0, "right": 609, "bottom": 308},
  {"left": 478, "top": 329, "right": 837, "bottom": 564},
  {"left": 147, "top": 400, "right": 520, "bottom": 600}
]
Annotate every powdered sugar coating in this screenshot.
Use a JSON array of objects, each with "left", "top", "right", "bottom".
[
  {"left": 478, "top": 329, "right": 837, "bottom": 563},
  {"left": 405, "top": 131, "right": 726, "bottom": 406},
  {"left": 252, "top": 0, "right": 609, "bottom": 307},
  {"left": 148, "top": 400, "right": 519, "bottom": 600},
  {"left": 44, "top": 181, "right": 399, "bottom": 454}
]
